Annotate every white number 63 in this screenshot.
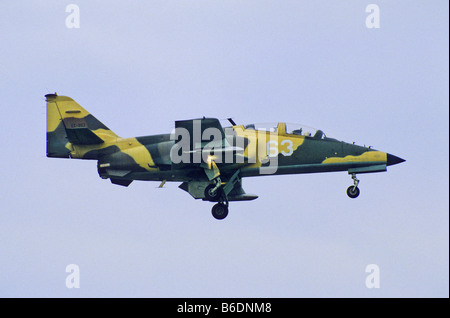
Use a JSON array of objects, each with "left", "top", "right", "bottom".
[{"left": 267, "top": 140, "right": 293, "bottom": 157}]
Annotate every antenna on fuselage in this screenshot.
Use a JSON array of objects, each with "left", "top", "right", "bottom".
[{"left": 227, "top": 118, "right": 237, "bottom": 126}]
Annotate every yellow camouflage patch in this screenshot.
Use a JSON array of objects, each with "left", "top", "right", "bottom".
[{"left": 322, "top": 151, "right": 387, "bottom": 164}]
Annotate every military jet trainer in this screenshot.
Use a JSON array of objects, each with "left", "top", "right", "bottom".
[{"left": 46, "top": 94, "right": 405, "bottom": 220}]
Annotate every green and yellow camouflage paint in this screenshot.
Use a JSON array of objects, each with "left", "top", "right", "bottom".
[{"left": 46, "top": 93, "right": 405, "bottom": 219}]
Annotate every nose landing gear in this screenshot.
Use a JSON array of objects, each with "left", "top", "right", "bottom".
[{"left": 347, "top": 173, "right": 360, "bottom": 198}]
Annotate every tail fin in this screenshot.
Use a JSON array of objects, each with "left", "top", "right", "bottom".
[{"left": 46, "top": 93, "right": 119, "bottom": 158}]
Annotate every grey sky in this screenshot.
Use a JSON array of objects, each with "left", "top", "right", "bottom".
[{"left": 0, "top": 1, "right": 448, "bottom": 297}]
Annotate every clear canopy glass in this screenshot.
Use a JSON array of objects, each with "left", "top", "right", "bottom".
[{"left": 243, "top": 122, "right": 328, "bottom": 139}]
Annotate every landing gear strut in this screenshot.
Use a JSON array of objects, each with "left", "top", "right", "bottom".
[
  {"left": 205, "top": 170, "right": 241, "bottom": 220},
  {"left": 204, "top": 178, "right": 229, "bottom": 220},
  {"left": 347, "top": 173, "right": 360, "bottom": 199},
  {"left": 206, "top": 181, "right": 229, "bottom": 220},
  {"left": 204, "top": 182, "right": 222, "bottom": 202}
]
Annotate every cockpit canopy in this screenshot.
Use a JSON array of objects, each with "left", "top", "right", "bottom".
[{"left": 243, "top": 122, "right": 329, "bottom": 140}]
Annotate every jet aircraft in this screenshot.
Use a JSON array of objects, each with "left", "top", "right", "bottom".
[{"left": 46, "top": 94, "right": 405, "bottom": 220}]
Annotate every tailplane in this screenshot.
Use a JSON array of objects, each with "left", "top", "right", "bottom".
[{"left": 46, "top": 93, "right": 119, "bottom": 158}]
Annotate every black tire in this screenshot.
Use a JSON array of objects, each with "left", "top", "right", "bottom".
[
  {"left": 211, "top": 203, "right": 229, "bottom": 220},
  {"left": 204, "top": 184, "right": 222, "bottom": 202},
  {"left": 347, "top": 186, "right": 360, "bottom": 199}
]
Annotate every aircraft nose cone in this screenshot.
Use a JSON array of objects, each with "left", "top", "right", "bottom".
[{"left": 387, "top": 153, "right": 405, "bottom": 166}]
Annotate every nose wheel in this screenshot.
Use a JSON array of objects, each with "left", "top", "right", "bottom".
[{"left": 347, "top": 173, "right": 360, "bottom": 198}]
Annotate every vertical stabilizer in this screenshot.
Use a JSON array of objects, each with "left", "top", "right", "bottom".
[{"left": 46, "top": 93, "right": 119, "bottom": 158}]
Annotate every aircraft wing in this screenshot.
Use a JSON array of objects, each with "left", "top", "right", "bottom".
[
  {"left": 179, "top": 180, "right": 258, "bottom": 202},
  {"left": 225, "top": 183, "right": 258, "bottom": 201}
]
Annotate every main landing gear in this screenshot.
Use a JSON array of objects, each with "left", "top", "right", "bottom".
[
  {"left": 205, "top": 183, "right": 229, "bottom": 220},
  {"left": 204, "top": 183, "right": 222, "bottom": 202},
  {"left": 204, "top": 170, "right": 241, "bottom": 220},
  {"left": 211, "top": 201, "right": 229, "bottom": 220},
  {"left": 347, "top": 173, "right": 360, "bottom": 199}
]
